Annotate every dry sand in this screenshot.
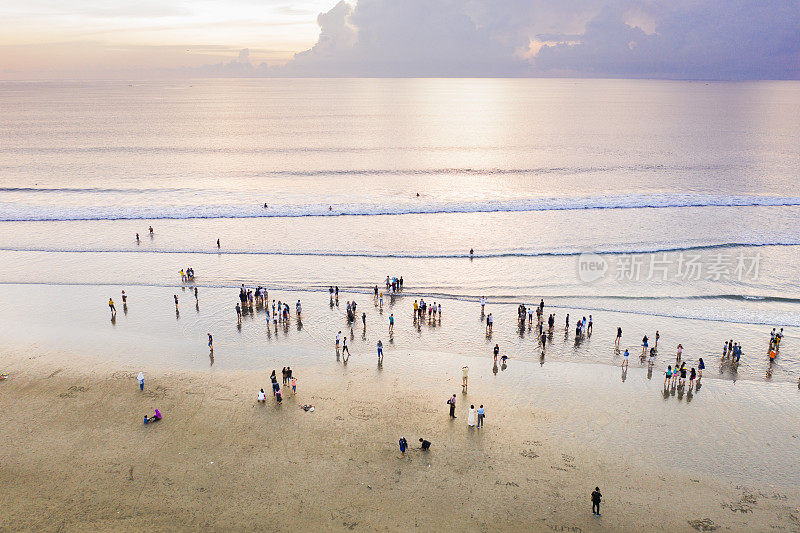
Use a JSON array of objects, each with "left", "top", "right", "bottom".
[{"left": 2, "top": 348, "right": 799, "bottom": 532}]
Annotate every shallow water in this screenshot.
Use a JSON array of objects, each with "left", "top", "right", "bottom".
[{"left": 1, "top": 78, "right": 798, "bottom": 383}]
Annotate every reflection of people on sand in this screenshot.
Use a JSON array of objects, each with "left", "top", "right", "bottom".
[{"left": 144, "top": 408, "right": 162, "bottom": 424}]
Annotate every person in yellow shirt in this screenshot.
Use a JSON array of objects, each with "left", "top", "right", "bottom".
[{"left": 108, "top": 298, "right": 116, "bottom": 315}]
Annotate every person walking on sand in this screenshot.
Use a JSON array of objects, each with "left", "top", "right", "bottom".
[
  {"left": 480, "top": 296, "right": 486, "bottom": 314},
  {"left": 389, "top": 313, "right": 394, "bottom": 333},
  {"left": 486, "top": 313, "right": 493, "bottom": 334},
  {"left": 291, "top": 377, "right": 297, "bottom": 394},
  {"left": 477, "top": 405, "right": 485, "bottom": 428},
  {"left": 137, "top": 371, "right": 144, "bottom": 391},
  {"left": 174, "top": 294, "right": 179, "bottom": 308},
  {"left": 467, "top": 405, "right": 476, "bottom": 427},
  {"left": 399, "top": 437, "right": 408, "bottom": 457},
  {"left": 342, "top": 336, "right": 350, "bottom": 356},
  {"left": 336, "top": 331, "right": 341, "bottom": 349},
  {"left": 235, "top": 303, "right": 242, "bottom": 324},
  {"left": 207, "top": 333, "right": 213, "bottom": 351},
  {"left": 462, "top": 366, "right": 469, "bottom": 390},
  {"left": 591, "top": 487, "right": 602, "bottom": 515},
  {"left": 493, "top": 344, "right": 499, "bottom": 362},
  {"left": 615, "top": 326, "right": 622, "bottom": 347},
  {"left": 447, "top": 394, "right": 457, "bottom": 419},
  {"left": 641, "top": 334, "right": 648, "bottom": 356},
  {"left": 698, "top": 357, "right": 705, "bottom": 379},
  {"left": 217, "top": 238, "right": 220, "bottom": 248},
  {"left": 622, "top": 349, "right": 629, "bottom": 368},
  {"left": 108, "top": 298, "right": 116, "bottom": 316},
  {"left": 377, "top": 340, "right": 383, "bottom": 362},
  {"left": 664, "top": 365, "right": 672, "bottom": 386}
]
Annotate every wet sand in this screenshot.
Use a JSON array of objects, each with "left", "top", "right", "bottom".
[{"left": 2, "top": 347, "right": 800, "bottom": 532}]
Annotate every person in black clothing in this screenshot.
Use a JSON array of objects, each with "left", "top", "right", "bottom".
[
  {"left": 447, "top": 394, "right": 456, "bottom": 418},
  {"left": 419, "top": 438, "right": 431, "bottom": 450},
  {"left": 591, "top": 487, "right": 602, "bottom": 515}
]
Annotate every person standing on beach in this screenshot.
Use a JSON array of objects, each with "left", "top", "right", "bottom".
[
  {"left": 480, "top": 296, "right": 486, "bottom": 314},
  {"left": 399, "top": 437, "right": 408, "bottom": 457},
  {"left": 493, "top": 344, "right": 499, "bottom": 362},
  {"left": 342, "top": 336, "right": 350, "bottom": 356},
  {"left": 108, "top": 298, "right": 116, "bottom": 316},
  {"left": 121, "top": 290, "right": 127, "bottom": 305},
  {"left": 194, "top": 287, "right": 198, "bottom": 302},
  {"left": 336, "top": 331, "right": 341, "bottom": 349},
  {"left": 565, "top": 314, "right": 570, "bottom": 331},
  {"left": 591, "top": 487, "right": 602, "bottom": 515},
  {"left": 467, "top": 405, "right": 476, "bottom": 428},
  {"left": 207, "top": 333, "right": 213, "bottom": 351},
  {"left": 664, "top": 365, "right": 672, "bottom": 386},
  {"left": 477, "top": 405, "right": 485, "bottom": 428},
  {"left": 174, "top": 294, "right": 179, "bottom": 308},
  {"left": 291, "top": 377, "right": 297, "bottom": 394},
  {"left": 540, "top": 331, "right": 547, "bottom": 352},
  {"left": 149, "top": 226, "right": 154, "bottom": 236},
  {"left": 615, "top": 327, "right": 622, "bottom": 347},
  {"left": 217, "top": 238, "right": 220, "bottom": 248},
  {"left": 362, "top": 312, "right": 366, "bottom": 329},
  {"left": 136, "top": 233, "right": 140, "bottom": 243},
  {"left": 622, "top": 349, "right": 629, "bottom": 368},
  {"left": 447, "top": 394, "right": 457, "bottom": 418},
  {"left": 698, "top": 358, "right": 705, "bottom": 378},
  {"left": 487, "top": 313, "right": 493, "bottom": 334},
  {"left": 462, "top": 366, "right": 469, "bottom": 390},
  {"left": 137, "top": 371, "right": 144, "bottom": 391},
  {"left": 235, "top": 303, "right": 242, "bottom": 324},
  {"left": 655, "top": 330, "right": 660, "bottom": 348},
  {"left": 377, "top": 340, "right": 383, "bottom": 363},
  {"left": 587, "top": 315, "right": 593, "bottom": 334},
  {"left": 389, "top": 314, "right": 394, "bottom": 333},
  {"left": 641, "top": 335, "right": 648, "bottom": 356}
]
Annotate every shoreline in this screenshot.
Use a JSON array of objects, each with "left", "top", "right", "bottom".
[{"left": 2, "top": 348, "right": 800, "bottom": 531}]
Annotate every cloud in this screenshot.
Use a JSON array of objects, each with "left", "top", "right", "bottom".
[
  {"left": 274, "top": 0, "right": 800, "bottom": 79},
  {"left": 534, "top": 1, "right": 800, "bottom": 79},
  {"left": 282, "top": 0, "right": 528, "bottom": 76}
]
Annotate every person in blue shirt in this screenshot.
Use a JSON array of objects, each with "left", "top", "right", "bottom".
[
  {"left": 398, "top": 437, "right": 407, "bottom": 457},
  {"left": 477, "top": 405, "right": 485, "bottom": 428}
]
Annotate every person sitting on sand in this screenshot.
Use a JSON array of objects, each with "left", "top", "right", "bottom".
[
  {"left": 419, "top": 438, "right": 431, "bottom": 450},
  {"left": 258, "top": 389, "right": 266, "bottom": 403},
  {"left": 144, "top": 408, "right": 162, "bottom": 424}
]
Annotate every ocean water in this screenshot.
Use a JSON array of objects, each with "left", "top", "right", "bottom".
[{"left": 1, "top": 78, "right": 799, "bottom": 381}]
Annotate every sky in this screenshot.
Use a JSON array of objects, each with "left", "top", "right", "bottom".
[{"left": 0, "top": 0, "right": 798, "bottom": 79}]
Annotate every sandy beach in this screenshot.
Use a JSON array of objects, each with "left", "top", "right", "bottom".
[{"left": 3, "top": 345, "right": 799, "bottom": 532}]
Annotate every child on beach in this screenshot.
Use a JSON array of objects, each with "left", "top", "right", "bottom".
[
  {"left": 137, "top": 371, "right": 144, "bottom": 391},
  {"left": 258, "top": 389, "right": 266, "bottom": 402},
  {"left": 291, "top": 377, "right": 297, "bottom": 394},
  {"left": 622, "top": 349, "right": 629, "bottom": 368},
  {"left": 399, "top": 437, "right": 408, "bottom": 457},
  {"left": 665, "top": 365, "right": 672, "bottom": 386}
]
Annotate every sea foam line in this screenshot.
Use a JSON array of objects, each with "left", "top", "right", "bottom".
[{"left": 1, "top": 193, "right": 800, "bottom": 222}]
